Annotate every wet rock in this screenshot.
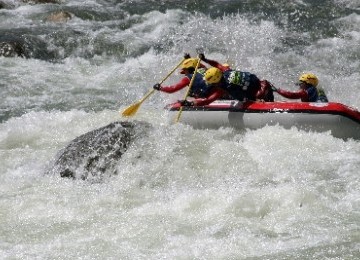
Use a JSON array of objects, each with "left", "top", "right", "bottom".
[
  {"left": 22, "top": 0, "right": 60, "bottom": 4},
  {"left": 47, "top": 121, "right": 152, "bottom": 182},
  {"left": 0, "top": 1, "right": 15, "bottom": 9},
  {"left": 0, "top": 33, "right": 58, "bottom": 60},
  {"left": 0, "top": 41, "right": 27, "bottom": 58},
  {"left": 45, "top": 10, "right": 72, "bottom": 23},
  {"left": 0, "top": 1, "right": 7, "bottom": 9}
]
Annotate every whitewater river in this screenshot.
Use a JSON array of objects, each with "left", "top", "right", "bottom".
[{"left": 0, "top": 0, "right": 359, "bottom": 259}]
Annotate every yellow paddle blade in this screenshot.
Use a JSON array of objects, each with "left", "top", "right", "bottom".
[
  {"left": 121, "top": 102, "right": 141, "bottom": 117},
  {"left": 121, "top": 89, "right": 155, "bottom": 117},
  {"left": 120, "top": 58, "right": 185, "bottom": 118}
]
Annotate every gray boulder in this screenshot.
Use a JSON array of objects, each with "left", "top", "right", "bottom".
[
  {"left": 0, "top": 34, "right": 54, "bottom": 59},
  {"left": 0, "top": 41, "right": 27, "bottom": 58},
  {"left": 22, "top": 0, "right": 60, "bottom": 4},
  {"left": 47, "top": 121, "right": 151, "bottom": 182},
  {"left": 0, "top": 1, "right": 16, "bottom": 9}
]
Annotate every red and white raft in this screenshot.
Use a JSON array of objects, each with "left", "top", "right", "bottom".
[{"left": 166, "top": 100, "right": 360, "bottom": 140}]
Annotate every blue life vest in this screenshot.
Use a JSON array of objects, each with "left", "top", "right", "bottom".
[
  {"left": 217, "top": 70, "right": 259, "bottom": 101},
  {"left": 306, "top": 86, "right": 318, "bottom": 102},
  {"left": 185, "top": 69, "right": 209, "bottom": 98}
]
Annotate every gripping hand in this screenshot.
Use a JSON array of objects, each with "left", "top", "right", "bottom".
[
  {"left": 179, "top": 100, "right": 194, "bottom": 106},
  {"left": 153, "top": 83, "right": 161, "bottom": 91},
  {"left": 198, "top": 53, "right": 206, "bottom": 61},
  {"left": 184, "top": 53, "right": 191, "bottom": 59},
  {"left": 270, "top": 84, "right": 277, "bottom": 92}
]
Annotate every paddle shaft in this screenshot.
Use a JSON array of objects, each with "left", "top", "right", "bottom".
[
  {"left": 121, "top": 58, "right": 185, "bottom": 117},
  {"left": 175, "top": 56, "right": 202, "bottom": 123},
  {"left": 138, "top": 58, "right": 186, "bottom": 104},
  {"left": 159, "top": 58, "right": 186, "bottom": 84}
]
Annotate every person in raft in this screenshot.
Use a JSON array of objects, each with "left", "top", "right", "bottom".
[
  {"left": 178, "top": 53, "right": 275, "bottom": 107},
  {"left": 152, "top": 54, "right": 210, "bottom": 98},
  {"left": 272, "top": 73, "right": 329, "bottom": 102}
]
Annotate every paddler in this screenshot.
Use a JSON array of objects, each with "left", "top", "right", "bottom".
[
  {"left": 178, "top": 53, "right": 275, "bottom": 107},
  {"left": 152, "top": 54, "right": 210, "bottom": 98},
  {"left": 272, "top": 73, "right": 329, "bottom": 102}
]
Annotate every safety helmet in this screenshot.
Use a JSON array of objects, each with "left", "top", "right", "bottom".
[
  {"left": 204, "top": 67, "right": 223, "bottom": 84},
  {"left": 181, "top": 58, "right": 198, "bottom": 69},
  {"left": 298, "top": 73, "right": 319, "bottom": 87}
]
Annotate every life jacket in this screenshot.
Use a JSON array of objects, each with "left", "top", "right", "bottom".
[
  {"left": 305, "top": 86, "right": 318, "bottom": 102},
  {"left": 217, "top": 70, "right": 260, "bottom": 101},
  {"left": 317, "top": 87, "right": 328, "bottom": 102},
  {"left": 185, "top": 69, "right": 209, "bottom": 98}
]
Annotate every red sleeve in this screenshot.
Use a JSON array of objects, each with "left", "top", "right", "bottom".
[
  {"left": 192, "top": 88, "right": 225, "bottom": 106},
  {"left": 199, "top": 63, "right": 207, "bottom": 69},
  {"left": 203, "top": 59, "right": 229, "bottom": 72},
  {"left": 277, "top": 88, "right": 308, "bottom": 100},
  {"left": 160, "top": 77, "right": 190, "bottom": 93},
  {"left": 256, "top": 80, "right": 269, "bottom": 99},
  {"left": 256, "top": 86, "right": 267, "bottom": 99}
]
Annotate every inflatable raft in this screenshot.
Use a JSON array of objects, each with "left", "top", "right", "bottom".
[{"left": 166, "top": 100, "right": 360, "bottom": 140}]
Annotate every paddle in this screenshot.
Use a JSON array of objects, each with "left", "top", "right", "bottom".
[
  {"left": 175, "top": 55, "right": 202, "bottom": 123},
  {"left": 121, "top": 58, "right": 185, "bottom": 117}
]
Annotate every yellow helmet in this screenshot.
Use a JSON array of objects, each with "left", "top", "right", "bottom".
[
  {"left": 299, "top": 73, "right": 319, "bottom": 87},
  {"left": 181, "top": 58, "right": 198, "bottom": 69},
  {"left": 204, "top": 67, "right": 223, "bottom": 84}
]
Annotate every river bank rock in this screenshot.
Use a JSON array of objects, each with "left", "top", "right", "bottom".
[
  {"left": 45, "top": 10, "right": 72, "bottom": 22},
  {"left": 22, "top": 0, "right": 60, "bottom": 4}
]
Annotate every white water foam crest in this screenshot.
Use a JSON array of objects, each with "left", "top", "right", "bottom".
[
  {"left": 334, "top": 0, "right": 360, "bottom": 9},
  {"left": 164, "top": 12, "right": 284, "bottom": 73},
  {"left": 1, "top": 111, "right": 359, "bottom": 259},
  {"left": 94, "top": 123, "right": 360, "bottom": 258},
  {"left": 291, "top": 12, "right": 360, "bottom": 107}
]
